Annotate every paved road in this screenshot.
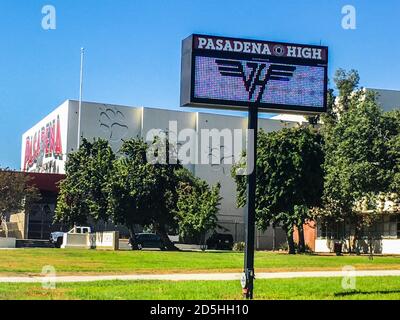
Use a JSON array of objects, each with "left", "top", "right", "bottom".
[{"left": 1, "top": 270, "right": 400, "bottom": 283}]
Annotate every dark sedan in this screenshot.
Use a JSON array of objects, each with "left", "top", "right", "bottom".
[
  {"left": 206, "top": 233, "right": 234, "bottom": 250},
  {"left": 130, "top": 233, "right": 166, "bottom": 250}
]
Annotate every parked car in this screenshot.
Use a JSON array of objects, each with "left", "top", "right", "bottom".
[
  {"left": 206, "top": 233, "right": 234, "bottom": 250},
  {"left": 130, "top": 233, "right": 166, "bottom": 250},
  {"left": 50, "top": 226, "right": 92, "bottom": 248}
]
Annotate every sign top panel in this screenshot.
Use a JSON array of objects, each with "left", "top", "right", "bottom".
[{"left": 192, "top": 34, "right": 328, "bottom": 63}]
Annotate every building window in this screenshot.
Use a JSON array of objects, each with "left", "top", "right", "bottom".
[
  {"left": 317, "top": 221, "right": 345, "bottom": 240},
  {"left": 397, "top": 221, "right": 400, "bottom": 239},
  {"left": 389, "top": 215, "right": 398, "bottom": 238},
  {"left": 383, "top": 215, "right": 400, "bottom": 239},
  {"left": 317, "top": 216, "right": 400, "bottom": 240}
]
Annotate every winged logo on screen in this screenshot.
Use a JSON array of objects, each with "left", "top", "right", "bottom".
[{"left": 216, "top": 59, "right": 296, "bottom": 103}]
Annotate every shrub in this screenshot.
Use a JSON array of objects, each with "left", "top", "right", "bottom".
[
  {"left": 278, "top": 242, "right": 313, "bottom": 254},
  {"left": 233, "top": 242, "right": 245, "bottom": 252}
]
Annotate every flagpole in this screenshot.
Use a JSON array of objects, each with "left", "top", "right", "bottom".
[{"left": 77, "top": 47, "right": 85, "bottom": 149}]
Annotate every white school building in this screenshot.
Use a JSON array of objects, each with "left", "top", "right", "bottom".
[{"left": 20, "top": 88, "right": 400, "bottom": 252}]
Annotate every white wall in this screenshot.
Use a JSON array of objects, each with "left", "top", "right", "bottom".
[
  {"left": 20, "top": 100, "right": 307, "bottom": 246},
  {"left": 382, "top": 239, "right": 400, "bottom": 255},
  {"left": 315, "top": 238, "right": 400, "bottom": 255},
  {"left": 259, "top": 117, "right": 298, "bottom": 132},
  {"left": 315, "top": 239, "right": 332, "bottom": 253},
  {"left": 61, "top": 233, "right": 89, "bottom": 249},
  {"left": 22, "top": 100, "right": 144, "bottom": 174},
  {"left": 195, "top": 112, "right": 247, "bottom": 223},
  {"left": 141, "top": 107, "right": 197, "bottom": 173},
  {"left": 67, "top": 100, "right": 142, "bottom": 155},
  {"left": 61, "top": 232, "right": 119, "bottom": 250},
  {"left": 0, "top": 237, "right": 16, "bottom": 248},
  {"left": 368, "top": 88, "right": 400, "bottom": 112},
  {"left": 89, "top": 231, "right": 119, "bottom": 250}
]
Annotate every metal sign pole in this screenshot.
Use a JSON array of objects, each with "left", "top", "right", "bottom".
[{"left": 243, "top": 103, "right": 258, "bottom": 300}]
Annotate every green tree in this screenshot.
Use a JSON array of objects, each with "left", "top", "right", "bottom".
[
  {"left": 319, "top": 85, "right": 398, "bottom": 251},
  {"left": 55, "top": 138, "right": 115, "bottom": 227},
  {"left": 334, "top": 68, "right": 360, "bottom": 114},
  {"left": 385, "top": 110, "right": 400, "bottom": 193},
  {"left": 107, "top": 137, "right": 183, "bottom": 250},
  {"left": 232, "top": 127, "right": 324, "bottom": 254},
  {"left": 145, "top": 136, "right": 184, "bottom": 250},
  {"left": 0, "top": 169, "right": 40, "bottom": 231},
  {"left": 307, "top": 80, "right": 336, "bottom": 126},
  {"left": 106, "top": 138, "right": 157, "bottom": 241},
  {"left": 174, "top": 169, "right": 221, "bottom": 245}
]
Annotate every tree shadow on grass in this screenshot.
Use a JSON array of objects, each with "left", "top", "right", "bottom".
[
  {"left": 177, "top": 250, "right": 240, "bottom": 254},
  {"left": 334, "top": 289, "right": 400, "bottom": 297},
  {"left": 204, "top": 251, "right": 241, "bottom": 254}
]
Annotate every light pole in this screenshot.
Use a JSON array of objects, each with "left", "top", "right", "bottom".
[{"left": 77, "top": 47, "right": 85, "bottom": 149}]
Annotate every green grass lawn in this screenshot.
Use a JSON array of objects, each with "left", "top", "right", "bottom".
[
  {"left": 0, "top": 277, "right": 399, "bottom": 300},
  {"left": 0, "top": 249, "right": 399, "bottom": 276}
]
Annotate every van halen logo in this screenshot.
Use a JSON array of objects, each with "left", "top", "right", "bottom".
[
  {"left": 24, "top": 115, "right": 63, "bottom": 171},
  {"left": 216, "top": 59, "right": 296, "bottom": 103}
]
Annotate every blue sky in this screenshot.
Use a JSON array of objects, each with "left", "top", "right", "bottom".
[{"left": 1, "top": 0, "right": 399, "bottom": 169}]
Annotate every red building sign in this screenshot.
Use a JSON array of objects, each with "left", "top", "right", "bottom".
[{"left": 24, "top": 115, "right": 63, "bottom": 171}]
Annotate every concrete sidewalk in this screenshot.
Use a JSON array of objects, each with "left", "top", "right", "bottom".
[{"left": 1, "top": 270, "right": 400, "bottom": 283}]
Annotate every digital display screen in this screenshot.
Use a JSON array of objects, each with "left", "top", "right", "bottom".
[
  {"left": 194, "top": 56, "right": 325, "bottom": 108},
  {"left": 181, "top": 35, "right": 328, "bottom": 114}
]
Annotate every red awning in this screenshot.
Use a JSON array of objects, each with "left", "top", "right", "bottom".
[{"left": 26, "top": 172, "right": 65, "bottom": 193}]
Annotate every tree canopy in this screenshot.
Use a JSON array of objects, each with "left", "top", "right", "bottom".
[
  {"left": 309, "top": 69, "right": 400, "bottom": 252},
  {"left": 319, "top": 85, "right": 400, "bottom": 249},
  {"left": 174, "top": 169, "right": 221, "bottom": 244},
  {"left": 0, "top": 168, "right": 40, "bottom": 225},
  {"left": 55, "top": 137, "right": 221, "bottom": 250},
  {"left": 55, "top": 138, "right": 115, "bottom": 226},
  {"left": 232, "top": 127, "right": 324, "bottom": 253}
]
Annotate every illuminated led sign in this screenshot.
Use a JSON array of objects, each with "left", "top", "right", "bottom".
[{"left": 180, "top": 34, "right": 328, "bottom": 114}]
